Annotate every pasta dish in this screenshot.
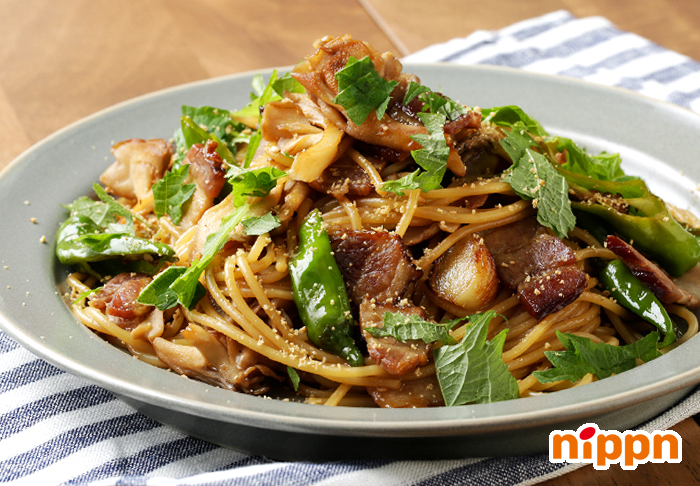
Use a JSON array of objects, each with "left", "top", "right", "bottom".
[{"left": 56, "top": 35, "right": 700, "bottom": 408}]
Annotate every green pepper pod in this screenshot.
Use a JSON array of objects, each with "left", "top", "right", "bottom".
[
  {"left": 289, "top": 210, "right": 364, "bottom": 367},
  {"left": 599, "top": 259, "right": 677, "bottom": 348},
  {"left": 560, "top": 167, "right": 700, "bottom": 277}
]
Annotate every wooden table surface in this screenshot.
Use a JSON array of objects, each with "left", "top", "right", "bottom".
[{"left": 2, "top": 1, "right": 700, "bottom": 483}]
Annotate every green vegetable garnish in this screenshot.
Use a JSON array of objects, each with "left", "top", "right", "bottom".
[
  {"left": 433, "top": 311, "right": 519, "bottom": 406},
  {"left": 152, "top": 165, "right": 196, "bottom": 225},
  {"left": 533, "top": 330, "right": 662, "bottom": 383},
  {"left": 333, "top": 55, "right": 398, "bottom": 126},
  {"left": 382, "top": 112, "right": 450, "bottom": 196},
  {"left": 289, "top": 209, "right": 364, "bottom": 367},
  {"left": 365, "top": 312, "right": 460, "bottom": 345},
  {"left": 599, "top": 259, "right": 677, "bottom": 347}
]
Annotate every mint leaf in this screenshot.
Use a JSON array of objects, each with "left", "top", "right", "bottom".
[
  {"left": 333, "top": 56, "right": 399, "bottom": 126},
  {"left": 434, "top": 311, "right": 519, "bottom": 406},
  {"left": 228, "top": 166, "right": 287, "bottom": 206},
  {"left": 533, "top": 331, "right": 662, "bottom": 384},
  {"left": 152, "top": 165, "right": 196, "bottom": 225},
  {"left": 242, "top": 213, "right": 281, "bottom": 236},
  {"left": 364, "top": 312, "right": 461, "bottom": 345}
]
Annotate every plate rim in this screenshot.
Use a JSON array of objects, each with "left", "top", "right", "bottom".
[{"left": 2, "top": 63, "right": 700, "bottom": 439}]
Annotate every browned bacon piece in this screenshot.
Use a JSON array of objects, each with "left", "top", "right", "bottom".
[
  {"left": 480, "top": 216, "right": 588, "bottom": 320},
  {"left": 605, "top": 235, "right": 700, "bottom": 309},
  {"left": 178, "top": 140, "right": 227, "bottom": 229},
  {"left": 332, "top": 230, "right": 423, "bottom": 306},
  {"left": 359, "top": 300, "right": 430, "bottom": 376},
  {"left": 368, "top": 374, "right": 444, "bottom": 408},
  {"left": 333, "top": 230, "right": 427, "bottom": 381},
  {"left": 90, "top": 273, "right": 153, "bottom": 329}
]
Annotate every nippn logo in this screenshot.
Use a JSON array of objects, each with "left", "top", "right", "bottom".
[{"left": 549, "top": 423, "right": 682, "bottom": 470}]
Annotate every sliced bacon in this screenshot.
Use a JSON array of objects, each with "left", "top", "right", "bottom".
[
  {"left": 359, "top": 300, "right": 430, "bottom": 376},
  {"left": 480, "top": 216, "right": 587, "bottom": 320},
  {"left": 605, "top": 235, "right": 700, "bottom": 309},
  {"left": 184, "top": 140, "right": 227, "bottom": 199},
  {"left": 90, "top": 273, "right": 153, "bottom": 329},
  {"left": 178, "top": 140, "right": 226, "bottom": 229},
  {"left": 368, "top": 374, "right": 444, "bottom": 408},
  {"left": 332, "top": 230, "right": 423, "bottom": 306}
]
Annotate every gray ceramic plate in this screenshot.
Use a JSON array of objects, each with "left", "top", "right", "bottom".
[{"left": 1, "top": 64, "right": 700, "bottom": 461}]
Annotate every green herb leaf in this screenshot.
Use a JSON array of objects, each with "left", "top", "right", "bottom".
[
  {"left": 232, "top": 71, "right": 283, "bottom": 120},
  {"left": 243, "top": 131, "right": 261, "bottom": 169},
  {"left": 380, "top": 170, "right": 421, "bottom": 197},
  {"left": 364, "top": 312, "right": 461, "bottom": 345},
  {"left": 482, "top": 105, "right": 549, "bottom": 138},
  {"left": 533, "top": 330, "right": 662, "bottom": 384},
  {"left": 545, "top": 136, "right": 631, "bottom": 182},
  {"left": 63, "top": 196, "right": 118, "bottom": 227},
  {"left": 272, "top": 72, "right": 305, "bottom": 97},
  {"left": 287, "top": 366, "right": 301, "bottom": 392},
  {"left": 242, "top": 213, "right": 281, "bottom": 236},
  {"left": 167, "top": 205, "right": 250, "bottom": 309},
  {"left": 179, "top": 116, "right": 238, "bottom": 168},
  {"left": 403, "top": 81, "right": 432, "bottom": 105},
  {"left": 503, "top": 138, "right": 576, "bottom": 239},
  {"left": 56, "top": 215, "right": 174, "bottom": 269},
  {"left": 228, "top": 166, "right": 287, "bottom": 206},
  {"left": 333, "top": 56, "right": 399, "bottom": 126},
  {"left": 172, "top": 106, "right": 247, "bottom": 167},
  {"left": 92, "top": 183, "right": 135, "bottom": 234},
  {"left": 137, "top": 265, "right": 187, "bottom": 310},
  {"left": 433, "top": 311, "right": 518, "bottom": 406},
  {"left": 152, "top": 165, "right": 196, "bottom": 225},
  {"left": 403, "top": 81, "right": 469, "bottom": 121},
  {"left": 382, "top": 112, "right": 450, "bottom": 195}
]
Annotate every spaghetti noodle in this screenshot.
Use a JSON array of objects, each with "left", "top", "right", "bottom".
[{"left": 59, "top": 35, "right": 700, "bottom": 408}]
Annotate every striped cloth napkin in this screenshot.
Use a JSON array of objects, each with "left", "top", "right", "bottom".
[{"left": 3, "top": 9, "right": 700, "bottom": 486}]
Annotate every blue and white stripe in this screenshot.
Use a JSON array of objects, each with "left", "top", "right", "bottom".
[{"left": 4, "top": 9, "right": 700, "bottom": 485}]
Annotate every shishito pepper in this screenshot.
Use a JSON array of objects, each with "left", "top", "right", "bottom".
[
  {"left": 560, "top": 166, "right": 700, "bottom": 277},
  {"left": 599, "top": 259, "right": 677, "bottom": 348},
  {"left": 289, "top": 210, "right": 364, "bottom": 366}
]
